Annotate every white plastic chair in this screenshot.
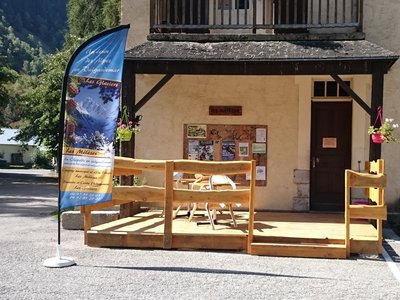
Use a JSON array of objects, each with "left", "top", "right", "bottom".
[
  {"left": 189, "top": 175, "right": 237, "bottom": 230},
  {"left": 188, "top": 174, "right": 210, "bottom": 222},
  {"left": 206, "top": 175, "right": 238, "bottom": 230}
]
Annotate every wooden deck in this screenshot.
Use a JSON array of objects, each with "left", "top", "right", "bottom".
[
  {"left": 86, "top": 211, "right": 380, "bottom": 259},
  {"left": 83, "top": 158, "right": 386, "bottom": 259}
]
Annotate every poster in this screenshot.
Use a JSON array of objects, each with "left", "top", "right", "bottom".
[
  {"left": 222, "top": 141, "right": 236, "bottom": 161},
  {"left": 252, "top": 143, "right": 266, "bottom": 154},
  {"left": 60, "top": 26, "right": 129, "bottom": 209},
  {"left": 188, "top": 140, "right": 199, "bottom": 160},
  {"left": 256, "top": 166, "right": 266, "bottom": 180},
  {"left": 238, "top": 142, "right": 249, "bottom": 157},
  {"left": 256, "top": 127, "right": 267, "bottom": 142},
  {"left": 187, "top": 124, "right": 207, "bottom": 139},
  {"left": 198, "top": 140, "right": 214, "bottom": 161}
]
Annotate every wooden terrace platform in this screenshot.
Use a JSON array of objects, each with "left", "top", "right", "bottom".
[
  {"left": 81, "top": 158, "right": 386, "bottom": 259},
  {"left": 86, "top": 211, "right": 380, "bottom": 259}
]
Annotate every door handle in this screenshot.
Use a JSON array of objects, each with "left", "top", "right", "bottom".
[{"left": 312, "top": 157, "right": 320, "bottom": 168}]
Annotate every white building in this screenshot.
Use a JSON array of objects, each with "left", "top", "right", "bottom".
[{"left": 0, "top": 128, "right": 37, "bottom": 164}]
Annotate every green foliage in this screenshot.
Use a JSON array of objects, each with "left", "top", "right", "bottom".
[
  {"left": 67, "top": 0, "right": 106, "bottom": 38},
  {"left": 0, "top": 62, "right": 18, "bottom": 126},
  {"left": 16, "top": 40, "right": 82, "bottom": 156},
  {"left": 67, "top": 0, "right": 120, "bottom": 40},
  {"left": 13, "top": 0, "right": 121, "bottom": 156},
  {"left": 103, "top": 0, "right": 122, "bottom": 28},
  {"left": 0, "top": 20, "right": 46, "bottom": 75},
  {"left": 31, "top": 148, "right": 53, "bottom": 169},
  {"left": 0, "top": 0, "right": 67, "bottom": 52}
]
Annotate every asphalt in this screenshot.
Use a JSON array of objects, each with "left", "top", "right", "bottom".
[{"left": 0, "top": 169, "right": 400, "bottom": 299}]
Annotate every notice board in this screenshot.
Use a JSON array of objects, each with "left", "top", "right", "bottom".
[{"left": 183, "top": 124, "right": 267, "bottom": 186}]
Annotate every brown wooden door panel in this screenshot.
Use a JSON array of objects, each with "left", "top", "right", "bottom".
[{"left": 310, "top": 102, "right": 352, "bottom": 211}]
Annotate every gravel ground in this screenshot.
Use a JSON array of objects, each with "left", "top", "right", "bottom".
[{"left": 1, "top": 170, "right": 399, "bottom": 299}]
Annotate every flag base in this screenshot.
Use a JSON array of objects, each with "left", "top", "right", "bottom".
[
  {"left": 43, "top": 256, "right": 76, "bottom": 268},
  {"left": 43, "top": 245, "right": 76, "bottom": 268}
]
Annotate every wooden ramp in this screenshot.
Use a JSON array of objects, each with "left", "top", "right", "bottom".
[{"left": 86, "top": 211, "right": 380, "bottom": 259}]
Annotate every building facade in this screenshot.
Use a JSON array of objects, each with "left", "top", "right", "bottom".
[
  {"left": 0, "top": 128, "right": 37, "bottom": 164},
  {"left": 120, "top": 0, "right": 399, "bottom": 212}
]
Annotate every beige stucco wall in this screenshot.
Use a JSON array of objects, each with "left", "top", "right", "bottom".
[
  {"left": 135, "top": 75, "right": 299, "bottom": 210},
  {"left": 364, "top": 1, "right": 400, "bottom": 210},
  {"left": 121, "top": 0, "right": 400, "bottom": 210},
  {"left": 121, "top": 0, "right": 149, "bottom": 49}
]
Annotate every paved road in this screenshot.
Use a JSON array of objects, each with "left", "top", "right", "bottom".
[{"left": 0, "top": 169, "right": 400, "bottom": 299}]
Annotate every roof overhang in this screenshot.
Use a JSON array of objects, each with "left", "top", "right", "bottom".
[{"left": 125, "top": 40, "right": 398, "bottom": 75}]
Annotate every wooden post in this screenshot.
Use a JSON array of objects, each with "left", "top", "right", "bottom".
[
  {"left": 81, "top": 206, "right": 92, "bottom": 245},
  {"left": 369, "top": 63, "right": 384, "bottom": 161},
  {"left": 344, "top": 170, "right": 350, "bottom": 258},
  {"left": 120, "top": 62, "right": 136, "bottom": 218},
  {"left": 163, "top": 161, "right": 174, "bottom": 249},
  {"left": 247, "top": 160, "right": 256, "bottom": 254}
]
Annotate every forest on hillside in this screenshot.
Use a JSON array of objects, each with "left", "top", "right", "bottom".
[
  {"left": 0, "top": 0, "right": 68, "bottom": 75},
  {"left": 0, "top": 0, "right": 121, "bottom": 157}
]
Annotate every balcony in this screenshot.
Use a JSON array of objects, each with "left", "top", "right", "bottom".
[{"left": 150, "top": 0, "right": 363, "bottom": 40}]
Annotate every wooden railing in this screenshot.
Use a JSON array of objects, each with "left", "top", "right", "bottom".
[
  {"left": 150, "top": 0, "right": 363, "bottom": 34},
  {"left": 344, "top": 159, "right": 386, "bottom": 257},
  {"left": 82, "top": 157, "right": 256, "bottom": 251}
]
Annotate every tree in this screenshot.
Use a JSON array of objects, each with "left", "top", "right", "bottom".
[
  {"left": 16, "top": 0, "right": 121, "bottom": 156},
  {"left": 67, "top": 0, "right": 106, "bottom": 38},
  {"left": 103, "top": 0, "right": 121, "bottom": 28},
  {"left": 67, "top": 0, "right": 120, "bottom": 39},
  {"left": 15, "top": 41, "right": 81, "bottom": 155},
  {"left": 0, "top": 59, "right": 17, "bottom": 127}
]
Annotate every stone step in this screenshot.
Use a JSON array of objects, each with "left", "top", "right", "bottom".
[{"left": 62, "top": 211, "right": 120, "bottom": 230}]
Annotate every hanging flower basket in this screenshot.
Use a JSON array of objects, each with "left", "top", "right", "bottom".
[
  {"left": 118, "top": 129, "right": 133, "bottom": 142},
  {"left": 371, "top": 132, "right": 384, "bottom": 144},
  {"left": 116, "top": 105, "right": 140, "bottom": 142},
  {"left": 368, "top": 106, "right": 399, "bottom": 143}
]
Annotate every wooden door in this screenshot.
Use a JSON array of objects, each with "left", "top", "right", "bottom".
[{"left": 310, "top": 102, "right": 352, "bottom": 211}]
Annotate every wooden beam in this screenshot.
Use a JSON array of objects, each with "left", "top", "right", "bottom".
[
  {"left": 247, "top": 160, "right": 256, "bottom": 254},
  {"left": 173, "top": 189, "right": 251, "bottom": 204},
  {"left": 112, "top": 186, "right": 165, "bottom": 203},
  {"left": 114, "top": 157, "right": 166, "bottom": 172},
  {"left": 120, "top": 62, "right": 136, "bottom": 218},
  {"left": 369, "top": 63, "right": 385, "bottom": 161},
  {"left": 173, "top": 159, "right": 252, "bottom": 175},
  {"left": 346, "top": 170, "right": 386, "bottom": 188},
  {"left": 349, "top": 205, "right": 387, "bottom": 220},
  {"left": 131, "top": 59, "right": 396, "bottom": 76},
  {"left": 134, "top": 74, "right": 174, "bottom": 114},
  {"left": 163, "top": 161, "right": 174, "bottom": 249},
  {"left": 330, "top": 74, "right": 371, "bottom": 115}
]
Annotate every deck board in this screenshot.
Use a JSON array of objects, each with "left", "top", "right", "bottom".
[{"left": 87, "top": 211, "right": 380, "bottom": 257}]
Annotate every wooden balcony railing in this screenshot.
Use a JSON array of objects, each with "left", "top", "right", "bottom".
[{"left": 150, "top": 0, "right": 363, "bottom": 34}]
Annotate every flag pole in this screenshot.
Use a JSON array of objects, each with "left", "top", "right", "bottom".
[{"left": 43, "top": 62, "right": 76, "bottom": 268}]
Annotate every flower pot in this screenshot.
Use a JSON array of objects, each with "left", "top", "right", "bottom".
[
  {"left": 371, "top": 132, "right": 384, "bottom": 144},
  {"left": 118, "top": 130, "right": 132, "bottom": 142}
]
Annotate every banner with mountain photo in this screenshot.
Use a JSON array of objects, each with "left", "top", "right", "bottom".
[{"left": 60, "top": 25, "right": 129, "bottom": 209}]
